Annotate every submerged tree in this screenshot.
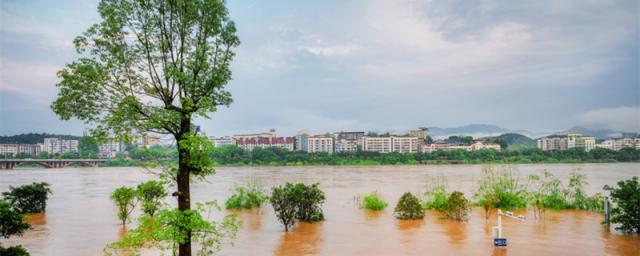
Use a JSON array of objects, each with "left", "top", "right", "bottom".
[
  {"left": 137, "top": 180, "right": 167, "bottom": 217},
  {"left": 604, "top": 177, "right": 640, "bottom": 233},
  {"left": 2, "top": 182, "right": 52, "bottom": 214},
  {"left": 111, "top": 186, "right": 137, "bottom": 226},
  {"left": 0, "top": 200, "right": 31, "bottom": 255},
  {"left": 51, "top": 0, "right": 239, "bottom": 255}
]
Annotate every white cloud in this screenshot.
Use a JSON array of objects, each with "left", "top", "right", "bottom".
[
  {"left": 0, "top": 59, "right": 60, "bottom": 103},
  {"left": 302, "top": 44, "right": 358, "bottom": 57},
  {"left": 576, "top": 106, "right": 640, "bottom": 132}
]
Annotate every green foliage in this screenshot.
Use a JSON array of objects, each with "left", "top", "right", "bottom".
[
  {"left": 105, "top": 201, "right": 241, "bottom": 256},
  {"left": 136, "top": 180, "right": 167, "bottom": 217},
  {"left": 442, "top": 191, "right": 470, "bottom": 221},
  {"left": 178, "top": 133, "right": 216, "bottom": 177},
  {"left": 270, "top": 184, "right": 298, "bottom": 232},
  {"left": 604, "top": 176, "right": 640, "bottom": 233},
  {"left": 224, "top": 180, "right": 268, "bottom": 209},
  {"left": 79, "top": 136, "right": 99, "bottom": 158},
  {"left": 269, "top": 183, "right": 326, "bottom": 231},
  {"left": 528, "top": 171, "right": 603, "bottom": 219},
  {"left": 362, "top": 192, "right": 388, "bottom": 211},
  {"left": 474, "top": 167, "right": 528, "bottom": 218},
  {"left": 0, "top": 245, "right": 30, "bottom": 256},
  {"left": 394, "top": 192, "right": 425, "bottom": 220},
  {"left": 294, "top": 183, "right": 326, "bottom": 222},
  {"left": 0, "top": 200, "right": 30, "bottom": 239},
  {"left": 423, "top": 177, "right": 448, "bottom": 210},
  {"left": 0, "top": 133, "right": 79, "bottom": 144},
  {"left": 2, "top": 182, "right": 52, "bottom": 214},
  {"left": 111, "top": 186, "right": 137, "bottom": 226}
]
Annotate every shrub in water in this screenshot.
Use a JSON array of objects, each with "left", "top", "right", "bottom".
[
  {"left": 423, "top": 176, "right": 448, "bottom": 210},
  {"left": 0, "top": 245, "right": 30, "bottom": 256},
  {"left": 270, "top": 183, "right": 326, "bottom": 231},
  {"left": 270, "top": 184, "right": 300, "bottom": 232},
  {"left": 394, "top": 192, "right": 424, "bottom": 220},
  {"left": 442, "top": 191, "right": 470, "bottom": 221},
  {"left": 111, "top": 186, "right": 137, "bottom": 226},
  {"left": 474, "top": 166, "right": 528, "bottom": 218},
  {"left": 0, "top": 200, "right": 31, "bottom": 255},
  {"left": 136, "top": 180, "right": 167, "bottom": 217},
  {"left": 225, "top": 180, "right": 268, "bottom": 209},
  {"left": 2, "top": 182, "right": 52, "bottom": 214},
  {"left": 363, "top": 192, "right": 388, "bottom": 211},
  {"left": 294, "top": 183, "right": 325, "bottom": 222},
  {"left": 604, "top": 176, "right": 640, "bottom": 233},
  {"left": 567, "top": 172, "right": 603, "bottom": 211}
]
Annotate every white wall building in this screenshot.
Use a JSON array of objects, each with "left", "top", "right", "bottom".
[
  {"left": 210, "top": 136, "right": 236, "bottom": 147},
  {"left": 362, "top": 136, "right": 418, "bottom": 153}
]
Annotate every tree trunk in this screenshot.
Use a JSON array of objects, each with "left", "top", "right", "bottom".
[{"left": 177, "top": 117, "right": 192, "bottom": 256}]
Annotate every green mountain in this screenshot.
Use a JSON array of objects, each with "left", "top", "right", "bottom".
[
  {"left": 0, "top": 133, "right": 81, "bottom": 144},
  {"left": 483, "top": 133, "right": 536, "bottom": 150}
]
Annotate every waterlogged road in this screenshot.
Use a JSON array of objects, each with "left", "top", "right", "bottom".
[{"left": 1, "top": 164, "right": 638, "bottom": 255}]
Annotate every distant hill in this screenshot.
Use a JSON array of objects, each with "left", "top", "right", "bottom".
[
  {"left": 428, "top": 124, "right": 510, "bottom": 138},
  {"left": 0, "top": 133, "right": 81, "bottom": 144},
  {"left": 492, "top": 133, "right": 536, "bottom": 150},
  {"left": 565, "top": 126, "right": 638, "bottom": 140}
]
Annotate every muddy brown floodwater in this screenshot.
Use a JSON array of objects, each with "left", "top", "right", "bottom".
[{"left": 1, "top": 163, "right": 639, "bottom": 255}]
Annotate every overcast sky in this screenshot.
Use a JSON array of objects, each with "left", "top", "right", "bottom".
[{"left": 1, "top": 0, "right": 639, "bottom": 136}]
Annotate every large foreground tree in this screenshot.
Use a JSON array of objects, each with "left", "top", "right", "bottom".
[{"left": 51, "top": 0, "right": 239, "bottom": 255}]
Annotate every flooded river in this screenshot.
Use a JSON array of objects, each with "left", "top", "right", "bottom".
[{"left": 1, "top": 163, "right": 638, "bottom": 255}]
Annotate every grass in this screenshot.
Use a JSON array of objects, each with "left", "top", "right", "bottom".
[
  {"left": 362, "top": 192, "right": 388, "bottom": 211},
  {"left": 225, "top": 179, "right": 268, "bottom": 209}
]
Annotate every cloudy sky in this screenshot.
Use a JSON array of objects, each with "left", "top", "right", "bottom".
[{"left": 1, "top": 0, "right": 638, "bottom": 136}]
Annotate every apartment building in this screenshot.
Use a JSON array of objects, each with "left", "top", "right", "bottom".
[
  {"left": 597, "top": 138, "right": 640, "bottom": 151},
  {"left": 235, "top": 137, "right": 294, "bottom": 151},
  {"left": 295, "top": 130, "right": 334, "bottom": 153},
  {"left": 0, "top": 144, "right": 42, "bottom": 157},
  {"left": 334, "top": 131, "right": 365, "bottom": 152},
  {"left": 210, "top": 136, "right": 236, "bottom": 147},
  {"left": 42, "top": 138, "right": 79, "bottom": 154},
  {"left": 99, "top": 140, "right": 126, "bottom": 158},
  {"left": 362, "top": 136, "right": 418, "bottom": 153},
  {"left": 537, "top": 133, "right": 596, "bottom": 152}
]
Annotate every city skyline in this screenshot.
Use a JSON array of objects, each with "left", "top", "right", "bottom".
[{"left": 1, "top": 0, "right": 639, "bottom": 136}]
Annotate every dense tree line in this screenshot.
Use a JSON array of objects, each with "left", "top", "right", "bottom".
[
  {"left": 207, "top": 145, "right": 639, "bottom": 166},
  {"left": 0, "top": 133, "right": 80, "bottom": 144}
]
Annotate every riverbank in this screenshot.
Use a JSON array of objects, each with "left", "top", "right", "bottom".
[{"left": 96, "top": 158, "right": 635, "bottom": 168}]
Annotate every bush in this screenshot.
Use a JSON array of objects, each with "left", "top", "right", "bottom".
[
  {"left": 474, "top": 166, "right": 527, "bottom": 218},
  {"left": 295, "top": 183, "right": 325, "bottom": 222},
  {"left": 0, "top": 200, "right": 30, "bottom": 239},
  {"left": 225, "top": 180, "right": 268, "bottom": 209},
  {"left": 394, "top": 192, "right": 424, "bottom": 220},
  {"left": 604, "top": 176, "right": 640, "bottom": 233},
  {"left": 423, "top": 177, "right": 448, "bottom": 210},
  {"left": 269, "top": 183, "right": 325, "bottom": 231},
  {"left": 442, "top": 191, "right": 470, "bottom": 221},
  {"left": 111, "top": 186, "right": 137, "bottom": 226},
  {"left": 0, "top": 201, "right": 31, "bottom": 256},
  {"left": 2, "top": 182, "right": 52, "bottom": 214},
  {"left": 363, "top": 192, "right": 388, "bottom": 211},
  {"left": 0, "top": 245, "right": 30, "bottom": 256},
  {"left": 270, "top": 184, "right": 300, "bottom": 232},
  {"left": 136, "top": 180, "right": 167, "bottom": 217}
]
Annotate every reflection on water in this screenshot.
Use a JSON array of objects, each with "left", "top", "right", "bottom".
[
  {"left": 274, "top": 222, "right": 324, "bottom": 256},
  {"left": 0, "top": 164, "right": 639, "bottom": 256}
]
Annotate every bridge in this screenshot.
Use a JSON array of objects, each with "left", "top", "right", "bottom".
[{"left": 0, "top": 159, "right": 107, "bottom": 169}]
